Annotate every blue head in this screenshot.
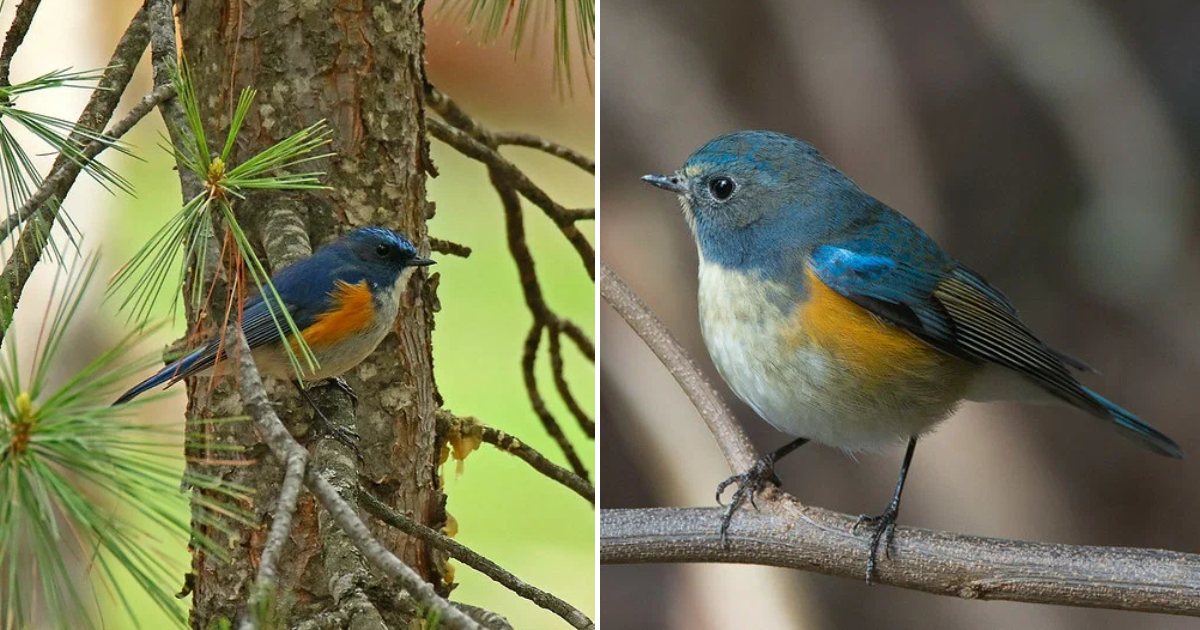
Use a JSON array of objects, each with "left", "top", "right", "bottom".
[
  {"left": 644, "top": 131, "right": 878, "bottom": 272},
  {"left": 308, "top": 227, "right": 434, "bottom": 290}
]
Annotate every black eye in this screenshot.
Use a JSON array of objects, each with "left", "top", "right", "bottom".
[
  {"left": 709, "top": 176, "right": 736, "bottom": 201},
  {"left": 375, "top": 243, "right": 395, "bottom": 257}
]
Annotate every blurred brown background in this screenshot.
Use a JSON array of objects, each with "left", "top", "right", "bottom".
[{"left": 599, "top": 1, "right": 1200, "bottom": 628}]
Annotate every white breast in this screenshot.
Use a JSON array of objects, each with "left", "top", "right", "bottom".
[{"left": 697, "top": 259, "right": 957, "bottom": 451}]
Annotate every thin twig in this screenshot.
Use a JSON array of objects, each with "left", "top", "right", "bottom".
[
  {"left": 426, "top": 117, "right": 594, "bottom": 279},
  {"left": 558, "top": 319, "right": 595, "bottom": 363},
  {"left": 602, "top": 506, "right": 1200, "bottom": 616},
  {"left": 231, "top": 330, "right": 485, "bottom": 630},
  {"left": 522, "top": 321, "right": 589, "bottom": 478},
  {"left": 436, "top": 410, "right": 594, "bottom": 504},
  {"left": 0, "top": 83, "right": 176, "bottom": 244},
  {"left": 491, "top": 131, "right": 594, "bottom": 174},
  {"left": 488, "top": 164, "right": 590, "bottom": 478},
  {"left": 358, "top": 488, "right": 595, "bottom": 630},
  {"left": 598, "top": 260, "right": 756, "bottom": 473},
  {"left": 548, "top": 326, "right": 595, "bottom": 438},
  {"left": 240, "top": 427, "right": 307, "bottom": 629},
  {"left": 0, "top": 5, "right": 150, "bottom": 338},
  {"left": 430, "top": 237, "right": 472, "bottom": 258},
  {"left": 0, "top": 0, "right": 42, "bottom": 88}
]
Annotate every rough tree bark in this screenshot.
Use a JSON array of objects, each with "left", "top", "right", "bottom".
[{"left": 175, "top": 1, "right": 445, "bottom": 627}]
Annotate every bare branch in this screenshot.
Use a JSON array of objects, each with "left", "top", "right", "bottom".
[
  {"left": 602, "top": 506, "right": 1200, "bottom": 617},
  {"left": 491, "top": 131, "right": 595, "bottom": 174},
  {"left": 0, "top": 0, "right": 42, "bottom": 88},
  {"left": 598, "top": 260, "right": 756, "bottom": 472},
  {"left": 549, "top": 326, "right": 595, "bottom": 438},
  {"left": 436, "top": 411, "right": 594, "bottom": 504},
  {"left": 359, "top": 488, "right": 595, "bottom": 630},
  {"left": 431, "top": 237, "right": 472, "bottom": 258},
  {"left": 0, "top": 5, "right": 151, "bottom": 337},
  {"left": 523, "top": 321, "right": 589, "bottom": 478},
  {"left": 426, "top": 116, "right": 594, "bottom": 279},
  {"left": 241, "top": 433, "right": 307, "bottom": 630},
  {"left": 0, "top": 83, "right": 175, "bottom": 244},
  {"left": 231, "top": 330, "right": 486, "bottom": 630}
]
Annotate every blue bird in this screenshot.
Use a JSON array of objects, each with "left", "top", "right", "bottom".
[
  {"left": 643, "top": 130, "right": 1182, "bottom": 582},
  {"left": 115, "top": 227, "right": 434, "bottom": 407}
]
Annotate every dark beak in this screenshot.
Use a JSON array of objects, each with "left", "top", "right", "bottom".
[
  {"left": 410, "top": 256, "right": 436, "bottom": 267},
  {"left": 642, "top": 173, "right": 688, "bottom": 194}
]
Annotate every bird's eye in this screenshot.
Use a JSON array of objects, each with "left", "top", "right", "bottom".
[
  {"left": 375, "top": 243, "right": 395, "bottom": 257},
  {"left": 709, "top": 176, "right": 736, "bottom": 201}
]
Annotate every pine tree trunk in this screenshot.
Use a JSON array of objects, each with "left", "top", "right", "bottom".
[{"left": 176, "top": 2, "right": 446, "bottom": 627}]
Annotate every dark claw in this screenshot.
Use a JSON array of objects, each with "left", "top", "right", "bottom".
[
  {"left": 856, "top": 505, "right": 899, "bottom": 584},
  {"left": 327, "top": 376, "right": 358, "bottom": 408},
  {"left": 306, "top": 405, "right": 362, "bottom": 455},
  {"left": 714, "top": 456, "right": 780, "bottom": 548},
  {"left": 293, "top": 380, "right": 362, "bottom": 460}
]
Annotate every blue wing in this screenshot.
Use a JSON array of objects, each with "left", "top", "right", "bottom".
[
  {"left": 113, "top": 255, "right": 365, "bottom": 404},
  {"left": 808, "top": 243, "right": 1181, "bottom": 458}
]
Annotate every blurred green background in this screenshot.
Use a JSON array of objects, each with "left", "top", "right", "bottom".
[{"left": 1, "top": 0, "right": 594, "bottom": 628}]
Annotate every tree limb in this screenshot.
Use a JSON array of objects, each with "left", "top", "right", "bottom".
[
  {"left": 359, "top": 487, "right": 595, "bottom": 630},
  {"left": 602, "top": 506, "right": 1200, "bottom": 617},
  {"left": 598, "top": 261, "right": 756, "bottom": 472},
  {"left": 0, "top": 82, "right": 175, "bottom": 245},
  {"left": 231, "top": 330, "right": 486, "bottom": 630},
  {"left": 0, "top": 5, "right": 151, "bottom": 337},
  {"left": 425, "top": 116, "right": 595, "bottom": 279},
  {"left": 490, "top": 131, "right": 594, "bottom": 174},
  {"left": 0, "top": 0, "right": 41, "bottom": 88},
  {"left": 436, "top": 410, "right": 594, "bottom": 504}
]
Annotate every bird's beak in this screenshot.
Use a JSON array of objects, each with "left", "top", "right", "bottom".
[
  {"left": 642, "top": 173, "right": 688, "bottom": 195},
  {"left": 410, "top": 256, "right": 436, "bottom": 267}
]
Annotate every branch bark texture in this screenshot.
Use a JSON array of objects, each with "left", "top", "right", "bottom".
[{"left": 602, "top": 506, "right": 1200, "bottom": 617}]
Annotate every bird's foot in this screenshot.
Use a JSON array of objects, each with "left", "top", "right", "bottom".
[
  {"left": 853, "top": 504, "right": 899, "bottom": 585},
  {"left": 305, "top": 405, "right": 362, "bottom": 456},
  {"left": 714, "top": 456, "right": 781, "bottom": 549},
  {"left": 326, "top": 377, "right": 358, "bottom": 409}
]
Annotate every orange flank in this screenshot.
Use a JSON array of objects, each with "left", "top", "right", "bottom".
[
  {"left": 786, "top": 268, "right": 958, "bottom": 386},
  {"left": 292, "top": 280, "right": 375, "bottom": 350}
]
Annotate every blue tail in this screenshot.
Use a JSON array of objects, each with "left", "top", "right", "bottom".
[
  {"left": 1083, "top": 387, "right": 1183, "bottom": 458},
  {"left": 113, "top": 349, "right": 204, "bottom": 405}
]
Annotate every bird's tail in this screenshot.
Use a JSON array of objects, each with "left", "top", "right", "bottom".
[
  {"left": 113, "top": 350, "right": 202, "bottom": 405},
  {"left": 1082, "top": 387, "right": 1183, "bottom": 458}
]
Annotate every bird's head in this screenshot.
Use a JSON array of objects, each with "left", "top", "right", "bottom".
[
  {"left": 330, "top": 227, "right": 434, "bottom": 289},
  {"left": 644, "top": 131, "right": 866, "bottom": 269}
]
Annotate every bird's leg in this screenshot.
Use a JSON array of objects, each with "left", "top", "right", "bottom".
[
  {"left": 715, "top": 437, "right": 809, "bottom": 548},
  {"left": 854, "top": 437, "right": 917, "bottom": 584},
  {"left": 326, "top": 376, "right": 358, "bottom": 409},
  {"left": 292, "top": 380, "right": 361, "bottom": 456}
]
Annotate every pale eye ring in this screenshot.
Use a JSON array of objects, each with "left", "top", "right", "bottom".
[{"left": 709, "top": 176, "right": 736, "bottom": 201}]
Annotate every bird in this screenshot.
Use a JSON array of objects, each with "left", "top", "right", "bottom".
[
  {"left": 114, "top": 227, "right": 435, "bottom": 424},
  {"left": 642, "top": 130, "right": 1182, "bottom": 582}
]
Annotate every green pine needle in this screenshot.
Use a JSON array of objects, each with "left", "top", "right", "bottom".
[
  {"left": 0, "top": 254, "right": 246, "bottom": 629},
  {"left": 438, "top": 0, "right": 595, "bottom": 94},
  {"left": 0, "top": 66, "right": 136, "bottom": 234},
  {"left": 108, "top": 59, "right": 330, "bottom": 380}
]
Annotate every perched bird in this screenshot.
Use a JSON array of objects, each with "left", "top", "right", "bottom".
[
  {"left": 643, "top": 130, "right": 1182, "bottom": 582},
  {"left": 115, "top": 227, "right": 435, "bottom": 409}
]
